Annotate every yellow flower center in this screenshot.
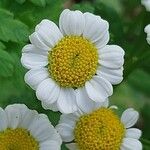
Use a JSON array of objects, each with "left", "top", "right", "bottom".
[
  {"left": 0, "top": 128, "right": 39, "bottom": 150},
  {"left": 48, "top": 36, "right": 98, "bottom": 88},
  {"left": 74, "top": 108, "right": 125, "bottom": 150}
]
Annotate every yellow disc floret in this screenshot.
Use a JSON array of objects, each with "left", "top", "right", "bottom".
[
  {"left": 48, "top": 36, "right": 98, "bottom": 88},
  {"left": 74, "top": 108, "right": 125, "bottom": 150},
  {"left": 0, "top": 128, "right": 39, "bottom": 150}
]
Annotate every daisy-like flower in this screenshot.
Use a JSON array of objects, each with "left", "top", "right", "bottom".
[
  {"left": 0, "top": 104, "right": 62, "bottom": 150},
  {"left": 144, "top": 24, "right": 150, "bottom": 44},
  {"left": 21, "top": 9, "right": 125, "bottom": 114},
  {"left": 56, "top": 101, "right": 142, "bottom": 150},
  {"left": 141, "top": 0, "right": 150, "bottom": 11}
]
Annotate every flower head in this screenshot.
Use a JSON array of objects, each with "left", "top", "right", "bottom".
[
  {"left": 21, "top": 9, "right": 125, "bottom": 114},
  {"left": 0, "top": 104, "right": 62, "bottom": 150},
  {"left": 56, "top": 102, "right": 142, "bottom": 150},
  {"left": 144, "top": 24, "right": 150, "bottom": 45}
]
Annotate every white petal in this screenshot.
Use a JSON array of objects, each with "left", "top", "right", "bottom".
[
  {"left": 126, "top": 128, "right": 142, "bottom": 139},
  {"left": 41, "top": 101, "right": 59, "bottom": 112},
  {"left": 66, "top": 143, "right": 79, "bottom": 150},
  {"left": 12, "top": 104, "right": 29, "bottom": 127},
  {"left": 59, "top": 9, "right": 85, "bottom": 36},
  {"left": 29, "top": 114, "right": 60, "bottom": 143},
  {"left": 121, "top": 138, "right": 142, "bottom": 150},
  {"left": 5, "top": 104, "right": 21, "bottom": 129},
  {"left": 20, "top": 109, "right": 39, "bottom": 129},
  {"left": 22, "top": 44, "right": 47, "bottom": 54},
  {"left": 58, "top": 114, "right": 78, "bottom": 128},
  {"left": 76, "top": 87, "right": 108, "bottom": 113},
  {"left": 95, "top": 31, "right": 110, "bottom": 49},
  {"left": 35, "top": 19, "right": 63, "bottom": 48},
  {"left": 57, "top": 88, "right": 77, "bottom": 114},
  {"left": 40, "top": 140, "right": 61, "bottom": 150},
  {"left": 25, "top": 68, "right": 49, "bottom": 90},
  {"left": 0, "top": 108, "right": 8, "bottom": 131},
  {"left": 141, "top": 0, "right": 150, "bottom": 11},
  {"left": 21, "top": 44, "right": 48, "bottom": 69},
  {"left": 146, "top": 37, "right": 150, "bottom": 45},
  {"left": 144, "top": 24, "right": 150, "bottom": 45},
  {"left": 121, "top": 108, "right": 139, "bottom": 128},
  {"left": 56, "top": 123, "right": 74, "bottom": 142},
  {"left": 36, "top": 78, "right": 60, "bottom": 104},
  {"left": 97, "top": 66, "right": 123, "bottom": 85},
  {"left": 83, "top": 12, "right": 109, "bottom": 44},
  {"left": 144, "top": 24, "right": 150, "bottom": 33},
  {"left": 98, "top": 45, "right": 125, "bottom": 69},
  {"left": 109, "top": 105, "right": 118, "bottom": 109},
  {"left": 85, "top": 76, "right": 113, "bottom": 102},
  {"left": 29, "top": 32, "right": 49, "bottom": 50}
]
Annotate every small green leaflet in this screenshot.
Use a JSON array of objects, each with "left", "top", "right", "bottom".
[
  {"left": 0, "top": 43, "right": 14, "bottom": 77},
  {"left": 0, "top": 8, "right": 29, "bottom": 43}
]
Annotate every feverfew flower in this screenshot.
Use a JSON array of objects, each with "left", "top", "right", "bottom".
[
  {"left": 144, "top": 24, "right": 150, "bottom": 44},
  {"left": 141, "top": 0, "right": 150, "bottom": 11},
  {"left": 56, "top": 102, "right": 142, "bottom": 150},
  {"left": 21, "top": 9, "right": 125, "bottom": 114},
  {"left": 0, "top": 104, "right": 62, "bottom": 150}
]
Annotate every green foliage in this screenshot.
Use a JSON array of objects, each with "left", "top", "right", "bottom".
[
  {"left": 72, "top": 1, "right": 95, "bottom": 13},
  {"left": 0, "top": 0, "right": 149, "bottom": 149},
  {"left": 0, "top": 8, "right": 29, "bottom": 43},
  {"left": 16, "top": 0, "right": 47, "bottom": 6},
  {"left": 0, "top": 48, "right": 14, "bottom": 77},
  {"left": 15, "top": 0, "right": 26, "bottom": 4},
  {"left": 29, "top": 0, "right": 46, "bottom": 7}
]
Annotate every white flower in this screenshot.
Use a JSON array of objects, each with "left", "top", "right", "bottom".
[
  {"left": 0, "top": 104, "right": 62, "bottom": 150},
  {"left": 21, "top": 9, "right": 125, "bottom": 114},
  {"left": 56, "top": 102, "right": 142, "bottom": 150},
  {"left": 141, "top": 0, "right": 150, "bottom": 11},
  {"left": 144, "top": 24, "right": 150, "bottom": 44}
]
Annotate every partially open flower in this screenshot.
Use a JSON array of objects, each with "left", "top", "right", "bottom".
[
  {"left": 21, "top": 9, "right": 125, "bottom": 114},
  {"left": 0, "top": 104, "right": 62, "bottom": 150},
  {"left": 144, "top": 24, "right": 150, "bottom": 45},
  {"left": 56, "top": 102, "right": 142, "bottom": 150}
]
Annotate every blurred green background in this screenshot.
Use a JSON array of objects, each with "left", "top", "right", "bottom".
[{"left": 0, "top": 0, "right": 149, "bottom": 149}]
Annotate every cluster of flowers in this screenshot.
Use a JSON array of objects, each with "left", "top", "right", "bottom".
[{"left": 1, "top": 2, "right": 149, "bottom": 149}]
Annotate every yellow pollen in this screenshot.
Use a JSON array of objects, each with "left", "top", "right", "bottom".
[
  {"left": 48, "top": 36, "right": 98, "bottom": 88},
  {"left": 74, "top": 108, "right": 125, "bottom": 150},
  {"left": 0, "top": 128, "right": 39, "bottom": 150}
]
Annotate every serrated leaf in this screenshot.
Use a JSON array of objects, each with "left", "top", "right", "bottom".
[
  {"left": 0, "top": 8, "right": 29, "bottom": 43},
  {"left": 29, "top": 0, "right": 46, "bottom": 7},
  {"left": 0, "top": 49, "right": 14, "bottom": 77},
  {"left": 12, "top": 0, "right": 63, "bottom": 29},
  {"left": 16, "top": 0, "right": 26, "bottom": 4}
]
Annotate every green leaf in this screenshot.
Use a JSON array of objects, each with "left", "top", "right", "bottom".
[
  {"left": 141, "top": 139, "right": 150, "bottom": 150},
  {"left": 72, "top": 2, "right": 95, "bottom": 13},
  {"left": 15, "top": 0, "right": 26, "bottom": 4},
  {"left": 0, "top": 41, "right": 6, "bottom": 49},
  {"left": 128, "top": 69, "right": 150, "bottom": 96},
  {"left": 97, "top": 0, "right": 122, "bottom": 14},
  {"left": 0, "top": 49, "right": 14, "bottom": 77},
  {"left": 29, "top": 0, "right": 46, "bottom": 7},
  {"left": 94, "top": 2, "right": 124, "bottom": 44},
  {"left": 0, "top": 8, "right": 29, "bottom": 43}
]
